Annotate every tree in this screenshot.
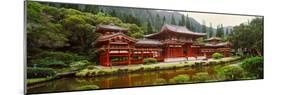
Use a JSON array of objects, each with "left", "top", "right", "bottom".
[
  {"left": 63, "top": 14, "right": 96, "bottom": 52},
  {"left": 146, "top": 21, "right": 154, "bottom": 34},
  {"left": 221, "top": 66, "right": 244, "bottom": 80},
  {"left": 171, "top": 15, "right": 176, "bottom": 25},
  {"left": 162, "top": 16, "right": 166, "bottom": 26},
  {"left": 240, "top": 56, "right": 263, "bottom": 79},
  {"left": 201, "top": 20, "right": 207, "bottom": 38},
  {"left": 110, "top": 9, "right": 117, "bottom": 17},
  {"left": 229, "top": 18, "right": 263, "bottom": 56},
  {"left": 208, "top": 23, "right": 214, "bottom": 38},
  {"left": 185, "top": 14, "right": 191, "bottom": 29},
  {"left": 179, "top": 15, "right": 186, "bottom": 26},
  {"left": 155, "top": 14, "right": 161, "bottom": 32},
  {"left": 27, "top": 2, "right": 69, "bottom": 49},
  {"left": 216, "top": 24, "right": 224, "bottom": 38}
]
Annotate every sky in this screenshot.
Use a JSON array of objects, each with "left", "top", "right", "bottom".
[{"left": 180, "top": 12, "right": 258, "bottom": 27}]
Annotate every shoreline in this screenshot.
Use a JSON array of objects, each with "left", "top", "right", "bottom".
[{"left": 27, "top": 56, "right": 241, "bottom": 86}]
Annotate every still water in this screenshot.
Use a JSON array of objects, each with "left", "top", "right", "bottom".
[{"left": 27, "top": 62, "right": 238, "bottom": 94}]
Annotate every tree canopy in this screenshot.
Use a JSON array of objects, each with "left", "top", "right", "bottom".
[{"left": 229, "top": 18, "right": 263, "bottom": 56}]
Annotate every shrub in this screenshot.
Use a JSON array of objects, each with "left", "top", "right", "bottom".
[
  {"left": 87, "top": 65, "right": 97, "bottom": 70},
  {"left": 70, "top": 60, "right": 91, "bottom": 70},
  {"left": 31, "top": 59, "right": 68, "bottom": 68},
  {"left": 192, "top": 72, "right": 210, "bottom": 82},
  {"left": 212, "top": 52, "right": 224, "bottom": 59},
  {"left": 240, "top": 56, "right": 263, "bottom": 78},
  {"left": 221, "top": 66, "right": 244, "bottom": 80},
  {"left": 143, "top": 58, "right": 157, "bottom": 65},
  {"left": 169, "top": 75, "right": 190, "bottom": 83},
  {"left": 39, "top": 51, "right": 87, "bottom": 64},
  {"left": 76, "top": 85, "right": 99, "bottom": 90},
  {"left": 27, "top": 67, "right": 56, "bottom": 78},
  {"left": 153, "top": 78, "right": 167, "bottom": 85}
]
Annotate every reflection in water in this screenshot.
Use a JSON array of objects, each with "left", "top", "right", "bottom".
[{"left": 28, "top": 64, "right": 230, "bottom": 93}]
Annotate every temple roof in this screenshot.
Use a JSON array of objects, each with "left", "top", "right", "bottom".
[
  {"left": 145, "top": 24, "right": 206, "bottom": 38},
  {"left": 94, "top": 32, "right": 137, "bottom": 44},
  {"left": 204, "top": 42, "right": 230, "bottom": 47},
  {"left": 206, "top": 37, "right": 222, "bottom": 41},
  {"left": 135, "top": 39, "right": 163, "bottom": 46},
  {"left": 95, "top": 24, "right": 128, "bottom": 33}
]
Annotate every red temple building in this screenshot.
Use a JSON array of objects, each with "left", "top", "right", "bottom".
[
  {"left": 200, "top": 37, "right": 231, "bottom": 58},
  {"left": 94, "top": 24, "right": 231, "bottom": 66}
]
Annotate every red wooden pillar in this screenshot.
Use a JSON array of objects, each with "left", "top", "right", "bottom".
[
  {"left": 131, "top": 49, "right": 134, "bottom": 64},
  {"left": 107, "top": 41, "right": 111, "bottom": 67},
  {"left": 128, "top": 49, "right": 130, "bottom": 65},
  {"left": 141, "top": 50, "right": 144, "bottom": 63},
  {"left": 188, "top": 46, "right": 193, "bottom": 57},
  {"left": 105, "top": 49, "right": 110, "bottom": 66}
]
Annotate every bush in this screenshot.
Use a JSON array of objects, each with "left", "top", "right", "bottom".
[
  {"left": 221, "top": 66, "right": 244, "bottom": 80},
  {"left": 31, "top": 59, "right": 68, "bottom": 68},
  {"left": 70, "top": 60, "right": 91, "bottom": 70},
  {"left": 143, "top": 58, "right": 157, "bottom": 65},
  {"left": 27, "top": 67, "right": 56, "bottom": 78},
  {"left": 39, "top": 51, "right": 87, "bottom": 64},
  {"left": 169, "top": 75, "right": 190, "bottom": 83},
  {"left": 212, "top": 52, "right": 224, "bottom": 59},
  {"left": 240, "top": 56, "right": 263, "bottom": 78},
  {"left": 192, "top": 72, "right": 210, "bottom": 82},
  {"left": 76, "top": 85, "right": 99, "bottom": 90}
]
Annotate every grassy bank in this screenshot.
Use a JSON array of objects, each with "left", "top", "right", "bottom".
[
  {"left": 76, "top": 56, "right": 241, "bottom": 77},
  {"left": 27, "top": 77, "right": 55, "bottom": 85}
]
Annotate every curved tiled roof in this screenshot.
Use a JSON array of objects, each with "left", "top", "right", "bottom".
[
  {"left": 204, "top": 42, "right": 230, "bottom": 47},
  {"left": 145, "top": 24, "right": 206, "bottom": 38},
  {"left": 206, "top": 37, "right": 222, "bottom": 41},
  {"left": 94, "top": 33, "right": 137, "bottom": 44},
  {"left": 135, "top": 39, "right": 163, "bottom": 46}
]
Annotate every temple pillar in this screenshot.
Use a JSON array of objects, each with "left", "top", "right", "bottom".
[
  {"left": 128, "top": 49, "right": 131, "bottom": 65},
  {"left": 106, "top": 49, "right": 110, "bottom": 66}
]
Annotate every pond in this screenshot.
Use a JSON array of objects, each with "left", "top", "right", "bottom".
[{"left": 27, "top": 61, "right": 240, "bottom": 94}]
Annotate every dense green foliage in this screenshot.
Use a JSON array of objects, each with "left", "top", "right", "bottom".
[
  {"left": 169, "top": 75, "right": 190, "bottom": 83},
  {"left": 143, "top": 58, "right": 157, "bottom": 64},
  {"left": 70, "top": 60, "right": 92, "bottom": 70},
  {"left": 27, "top": 67, "right": 56, "bottom": 78},
  {"left": 26, "top": 1, "right": 147, "bottom": 78},
  {"left": 220, "top": 66, "right": 244, "bottom": 80},
  {"left": 240, "top": 56, "right": 263, "bottom": 78},
  {"left": 229, "top": 18, "right": 263, "bottom": 56},
  {"left": 212, "top": 52, "right": 224, "bottom": 59},
  {"left": 31, "top": 59, "right": 67, "bottom": 68},
  {"left": 216, "top": 24, "right": 224, "bottom": 38},
  {"left": 192, "top": 72, "right": 210, "bottom": 82}
]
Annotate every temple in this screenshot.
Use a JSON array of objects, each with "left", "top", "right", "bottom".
[{"left": 94, "top": 24, "right": 231, "bottom": 66}]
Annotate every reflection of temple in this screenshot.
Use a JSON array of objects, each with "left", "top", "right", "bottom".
[{"left": 94, "top": 24, "right": 231, "bottom": 66}]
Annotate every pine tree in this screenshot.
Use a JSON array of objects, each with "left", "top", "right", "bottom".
[
  {"left": 208, "top": 23, "right": 214, "bottom": 38},
  {"left": 110, "top": 9, "right": 117, "bottom": 17},
  {"left": 201, "top": 20, "right": 207, "bottom": 38},
  {"left": 185, "top": 14, "right": 191, "bottom": 29},
  {"left": 156, "top": 14, "right": 161, "bottom": 32},
  {"left": 179, "top": 15, "right": 186, "bottom": 26},
  {"left": 147, "top": 21, "right": 154, "bottom": 34},
  {"left": 202, "top": 20, "right": 207, "bottom": 32},
  {"left": 171, "top": 15, "right": 176, "bottom": 25},
  {"left": 216, "top": 24, "right": 224, "bottom": 38},
  {"left": 162, "top": 16, "right": 166, "bottom": 25}
]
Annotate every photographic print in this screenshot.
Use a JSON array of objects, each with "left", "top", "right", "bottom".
[{"left": 25, "top": 1, "right": 264, "bottom": 94}]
